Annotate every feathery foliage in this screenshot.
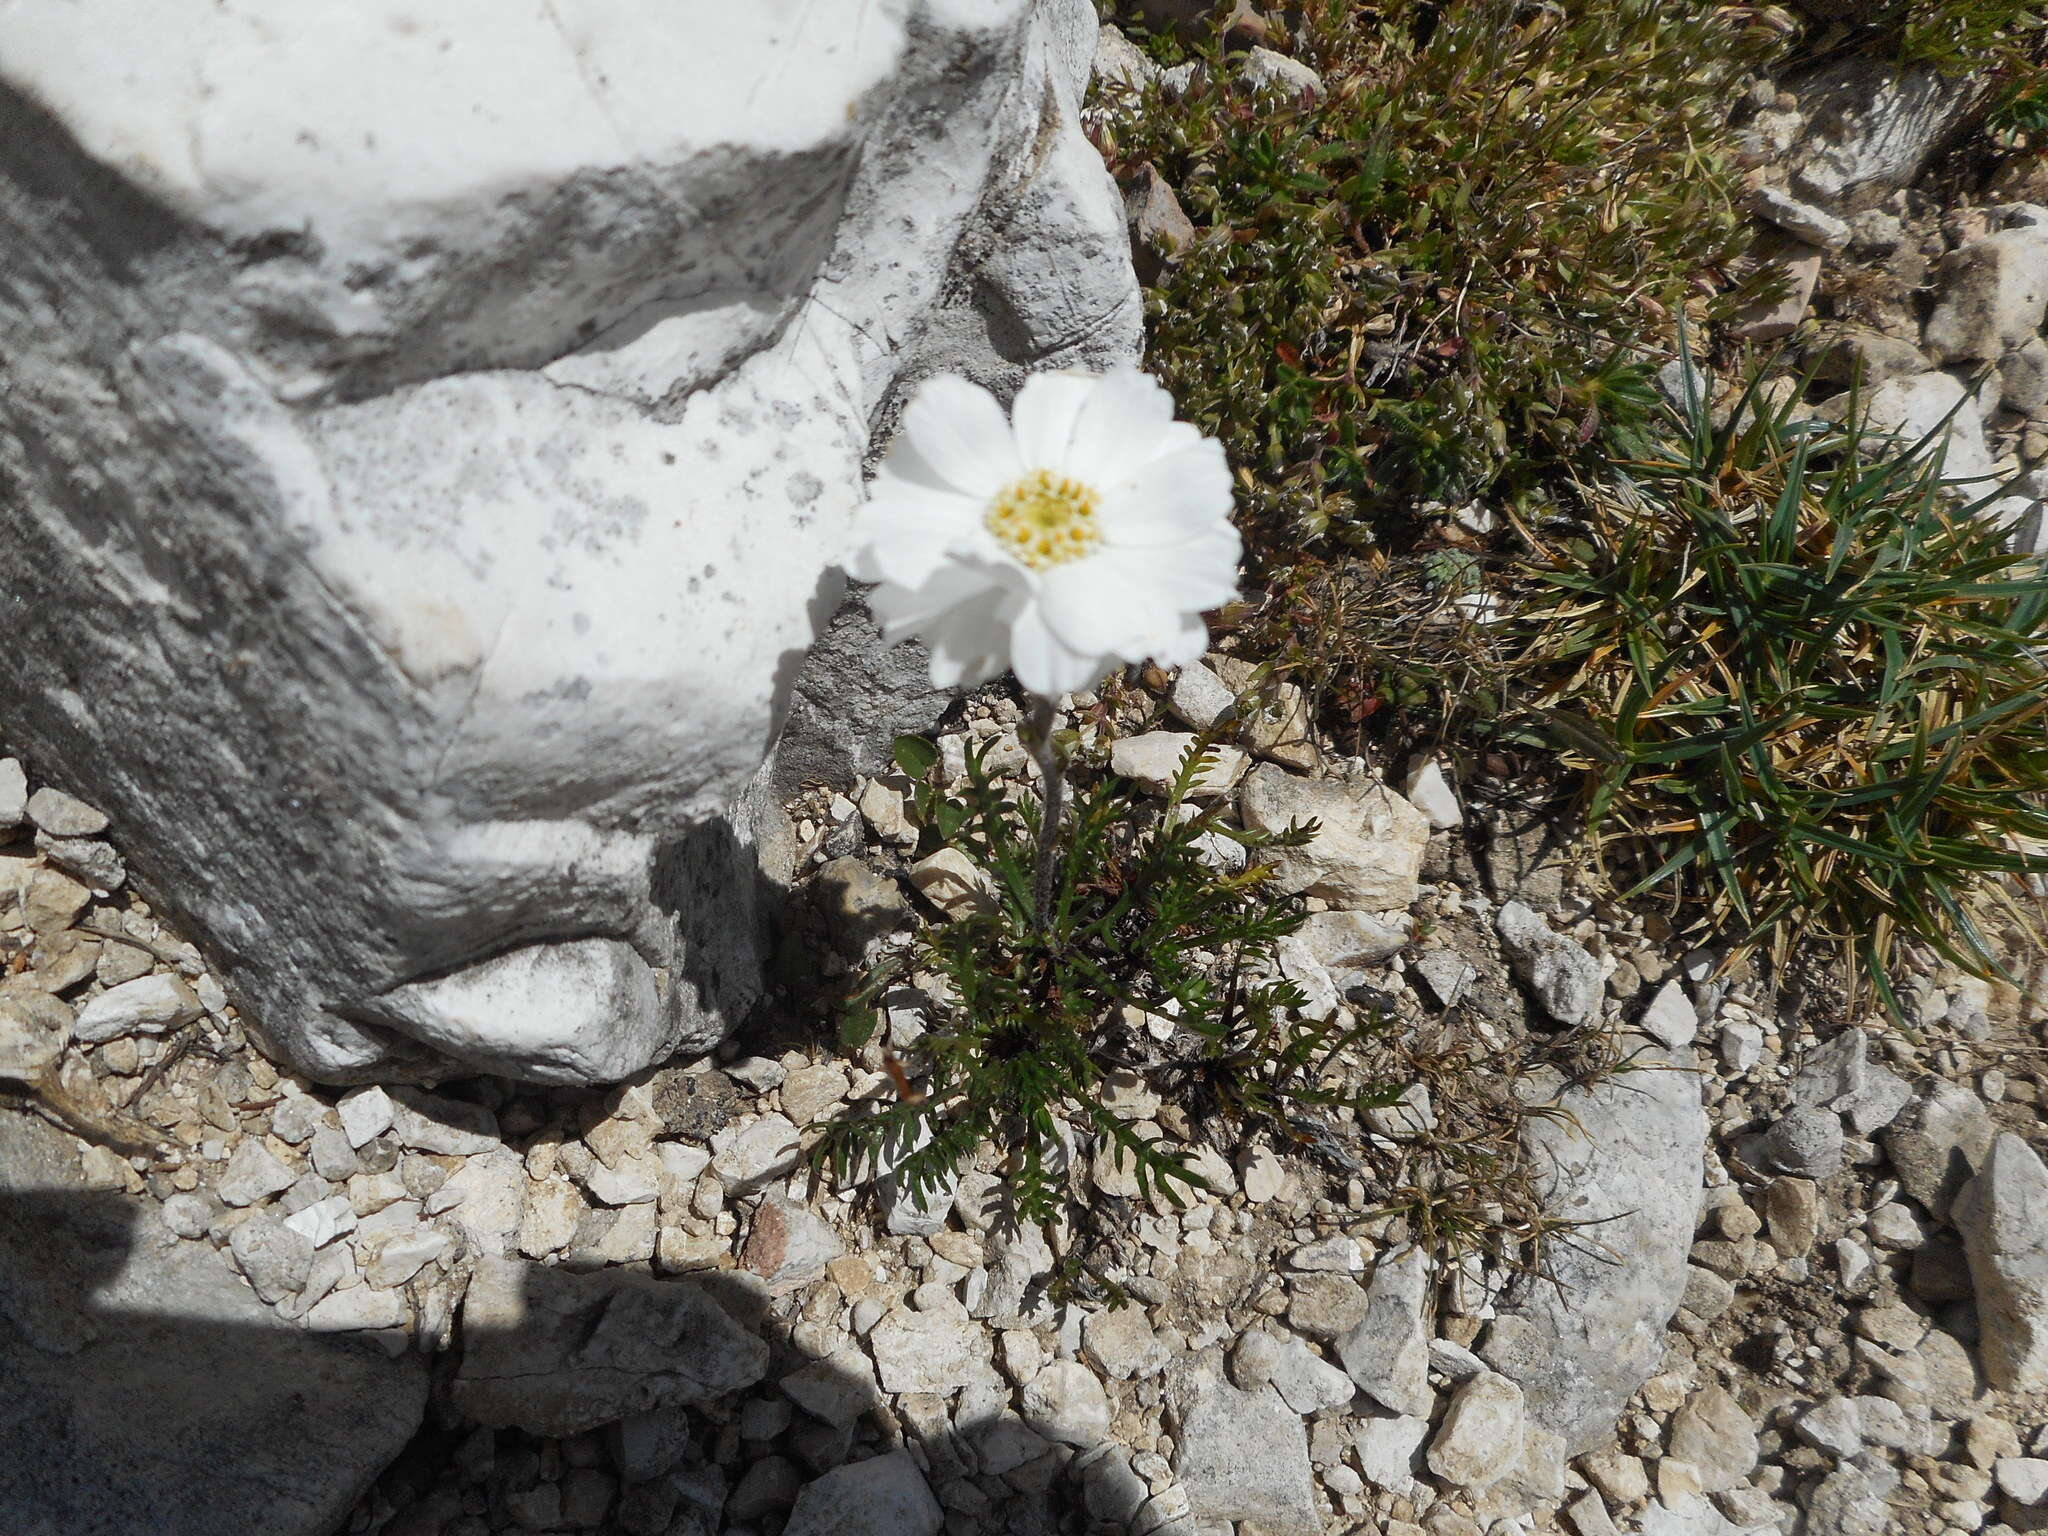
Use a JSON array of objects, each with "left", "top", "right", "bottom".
[{"left": 817, "top": 732, "right": 1404, "bottom": 1226}]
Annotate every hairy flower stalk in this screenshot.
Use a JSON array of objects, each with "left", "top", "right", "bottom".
[{"left": 1023, "top": 694, "right": 1064, "bottom": 930}]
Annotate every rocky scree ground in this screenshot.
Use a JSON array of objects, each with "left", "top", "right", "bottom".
[
  {"left": 6, "top": 18, "right": 2048, "bottom": 1536},
  {"left": 1718, "top": 59, "right": 2048, "bottom": 545},
  {"left": 6, "top": 626, "right": 2048, "bottom": 1536}
]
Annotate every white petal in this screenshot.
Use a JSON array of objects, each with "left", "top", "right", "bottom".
[
  {"left": 923, "top": 602, "right": 1010, "bottom": 690},
  {"left": 1063, "top": 368, "right": 1177, "bottom": 485},
  {"left": 1011, "top": 372, "right": 1097, "bottom": 471},
  {"left": 1134, "top": 524, "right": 1242, "bottom": 611},
  {"left": 1036, "top": 551, "right": 1176, "bottom": 662},
  {"left": 850, "top": 483, "right": 989, "bottom": 587},
  {"left": 896, "top": 374, "right": 1021, "bottom": 497},
  {"left": 1009, "top": 600, "right": 1114, "bottom": 698},
  {"left": 1098, "top": 438, "right": 1235, "bottom": 546},
  {"left": 875, "top": 428, "right": 968, "bottom": 498},
  {"left": 1149, "top": 610, "right": 1211, "bottom": 669},
  {"left": 867, "top": 557, "right": 1006, "bottom": 644}
]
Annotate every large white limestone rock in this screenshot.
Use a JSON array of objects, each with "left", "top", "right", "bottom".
[{"left": 0, "top": 0, "right": 1140, "bottom": 1083}]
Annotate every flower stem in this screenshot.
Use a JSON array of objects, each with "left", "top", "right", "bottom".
[{"left": 1024, "top": 695, "right": 1065, "bottom": 932}]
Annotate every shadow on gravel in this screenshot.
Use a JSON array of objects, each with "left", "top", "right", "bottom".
[
  {"left": 363, "top": 1217, "right": 1112, "bottom": 1536},
  {"left": 1, "top": 1098, "right": 1110, "bottom": 1536},
  {"left": 0, "top": 1110, "right": 428, "bottom": 1536}
]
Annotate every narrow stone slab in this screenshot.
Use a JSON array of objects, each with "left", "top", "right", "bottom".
[
  {"left": 1954, "top": 1133, "right": 2048, "bottom": 1391},
  {"left": 1171, "top": 1369, "right": 1323, "bottom": 1535},
  {"left": 783, "top": 1451, "right": 941, "bottom": 1536},
  {"left": 1492, "top": 1041, "right": 1705, "bottom": 1452},
  {"left": 454, "top": 1254, "right": 768, "bottom": 1436},
  {"left": 1336, "top": 1245, "right": 1432, "bottom": 1418}
]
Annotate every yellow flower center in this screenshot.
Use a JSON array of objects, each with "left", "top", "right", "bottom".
[{"left": 985, "top": 468, "right": 1103, "bottom": 571}]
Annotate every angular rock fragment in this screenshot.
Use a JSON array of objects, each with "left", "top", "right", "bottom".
[
  {"left": 1020, "top": 1359, "right": 1112, "bottom": 1447},
  {"left": 1237, "top": 46, "right": 1323, "bottom": 100},
  {"left": 1353, "top": 1410, "right": 1431, "bottom": 1491},
  {"left": 1731, "top": 239, "right": 1823, "bottom": 342},
  {"left": 1336, "top": 1246, "right": 1433, "bottom": 1418},
  {"left": 1266, "top": 1337, "right": 1357, "bottom": 1416},
  {"left": 1883, "top": 1077, "right": 1996, "bottom": 1219},
  {"left": 0, "top": 989, "right": 72, "bottom": 1080},
  {"left": 710, "top": 1113, "right": 802, "bottom": 1196},
  {"left": 1637, "top": 981, "right": 1697, "bottom": 1048},
  {"left": 1297, "top": 909, "right": 1410, "bottom": 970},
  {"left": 0, "top": 758, "right": 24, "bottom": 828},
  {"left": 867, "top": 1307, "right": 1002, "bottom": 1397},
  {"left": 1495, "top": 901, "right": 1601, "bottom": 1028},
  {"left": 1401, "top": 756, "right": 1463, "bottom": 829},
  {"left": 1924, "top": 228, "right": 2048, "bottom": 363},
  {"left": 72, "top": 974, "right": 203, "bottom": 1044},
  {"left": 1172, "top": 1371, "right": 1323, "bottom": 1535},
  {"left": 1122, "top": 163, "right": 1197, "bottom": 284},
  {"left": 742, "top": 1195, "right": 844, "bottom": 1293},
  {"left": 1110, "top": 731, "right": 1248, "bottom": 798},
  {"left": 1787, "top": 58, "right": 1981, "bottom": 210},
  {"left": 25, "top": 787, "right": 108, "bottom": 838},
  {"left": 1493, "top": 1042, "right": 1703, "bottom": 1452},
  {"left": 907, "top": 848, "right": 995, "bottom": 918},
  {"left": 1953, "top": 1133, "right": 2048, "bottom": 1392},
  {"left": 1789, "top": 1028, "right": 1910, "bottom": 1134},
  {"left": 783, "top": 1452, "right": 941, "bottom": 1536},
  {"left": 1760, "top": 1105, "right": 1844, "bottom": 1179},
  {"left": 228, "top": 1214, "right": 315, "bottom": 1304},
  {"left": 217, "top": 1139, "right": 298, "bottom": 1207},
  {"left": 1427, "top": 1371, "right": 1524, "bottom": 1492},
  {"left": 812, "top": 857, "right": 910, "bottom": 959},
  {"left": 1666, "top": 1385, "right": 1758, "bottom": 1494},
  {"left": 1239, "top": 764, "right": 1429, "bottom": 911},
  {"left": 454, "top": 1255, "right": 768, "bottom": 1436},
  {"left": 1848, "top": 372, "right": 2000, "bottom": 490}
]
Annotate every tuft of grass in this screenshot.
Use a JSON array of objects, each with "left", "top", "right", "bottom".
[
  {"left": 1227, "top": 543, "right": 1518, "bottom": 765},
  {"left": 1093, "top": 0, "right": 1776, "bottom": 554},
  {"left": 1516, "top": 360, "right": 2048, "bottom": 1016}
]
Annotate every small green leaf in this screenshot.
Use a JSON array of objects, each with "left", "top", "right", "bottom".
[
  {"left": 893, "top": 735, "right": 940, "bottom": 780},
  {"left": 838, "top": 1006, "right": 877, "bottom": 1050}
]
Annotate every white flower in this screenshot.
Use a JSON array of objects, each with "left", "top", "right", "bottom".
[{"left": 848, "top": 368, "right": 1240, "bottom": 697}]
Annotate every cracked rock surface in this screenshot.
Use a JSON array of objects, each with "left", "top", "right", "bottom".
[{"left": 0, "top": 0, "right": 1139, "bottom": 1087}]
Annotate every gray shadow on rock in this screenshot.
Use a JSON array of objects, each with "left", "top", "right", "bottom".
[
  {"left": 359, "top": 1217, "right": 1114, "bottom": 1534},
  {"left": 0, "top": 1110, "right": 429, "bottom": 1536}
]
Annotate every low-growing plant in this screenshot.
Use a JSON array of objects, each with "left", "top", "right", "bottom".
[
  {"left": 1517, "top": 361, "right": 2048, "bottom": 1015},
  {"left": 818, "top": 732, "right": 1405, "bottom": 1225},
  {"left": 1229, "top": 543, "right": 1520, "bottom": 762},
  {"left": 1093, "top": 0, "right": 1776, "bottom": 553}
]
